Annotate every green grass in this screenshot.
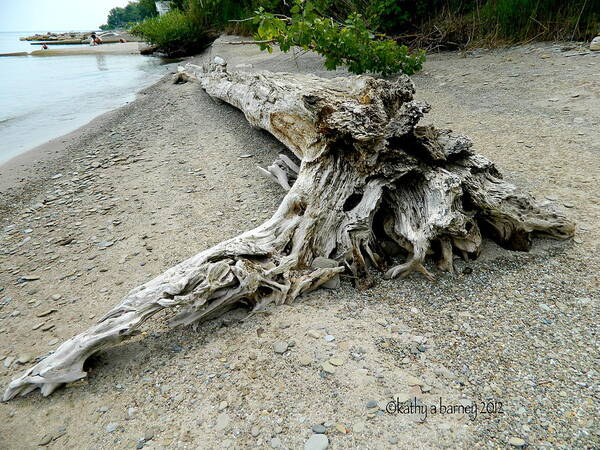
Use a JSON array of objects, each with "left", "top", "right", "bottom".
[{"left": 479, "top": 0, "right": 599, "bottom": 42}]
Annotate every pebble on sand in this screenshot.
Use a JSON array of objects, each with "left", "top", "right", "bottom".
[
  {"left": 38, "top": 434, "right": 53, "bottom": 446},
  {"left": 311, "top": 424, "right": 327, "bottom": 434},
  {"left": 307, "top": 329, "right": 321, "bottom": 339},
  {"left": 508, "top": 437, "right": 526, "bottom": 447},
  {"left": 321, "top": 361, "right": 336, "bottom": 374},
  {"left": 273, "top": 341, "right": 289, "bottom": 354},
  {"left": 298, "top": 354, "right": 312, "bottom": 366},
  {"left": 106, "top": 423, "right": 119, "bottom": 433},
  {"left": 304, "top": 433, "right": 329, "bottom": 450}
]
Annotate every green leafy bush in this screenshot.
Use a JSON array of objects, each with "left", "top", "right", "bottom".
[
  {"left": 253, "top": 0, "right": 426, "bottom": 75},
  {"left": 131, "top": 10, "right": 214, "bottom": 56},
  {"left": 131, "top": 0, "right": 259, "bottom": 56}
]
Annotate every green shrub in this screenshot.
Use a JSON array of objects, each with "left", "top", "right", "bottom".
[
  {"left": 253, "top": 0, "right": 426, "bottom": 75},
  {"left": 130, "top": 10, "right": 214, "bottom": 56},
  {"left": 131, "top": 0, "right": 262, "bottom": 55}
]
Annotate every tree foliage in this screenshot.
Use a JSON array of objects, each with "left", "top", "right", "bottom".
[
  {"left": 253, "top": 0, "right": 426, "bottom": 76},
  {"left": 100, "top": 0, "right": 158, "bottom": 30}
]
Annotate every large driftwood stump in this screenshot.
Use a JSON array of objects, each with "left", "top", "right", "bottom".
[{"left": 3, "top": 61, "right": 574, "bottom": 401}]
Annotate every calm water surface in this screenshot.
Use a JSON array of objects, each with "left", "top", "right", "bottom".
[{"left": 0, "top": 31, "right": 178, "bottom": 164}]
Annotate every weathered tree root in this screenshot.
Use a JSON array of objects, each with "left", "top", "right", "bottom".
[{"left": 3, "top": 61, "right": 574, "bottom": 401}]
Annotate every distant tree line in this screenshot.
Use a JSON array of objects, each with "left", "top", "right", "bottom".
[{"left": 100, "top": 0, "right": 159, "bottom": 30}]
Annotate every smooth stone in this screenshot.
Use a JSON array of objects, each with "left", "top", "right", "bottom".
[
  {"left": 38, "top": 434, "right": 53, "bottom": 446},
  {"left": 16, "top": 354, "right": 31, "bottom": 364},
  {"left": 311, "top": 257, "right": 340, "bottom": 289},
  {"left": 307, "top": 330, "right": 321, "bottom": 339},
  {"left": 273, "top": 342, "right": 288, "bottom": 354},
  {"left": 312, "top": 424, "right": 326, "bottom": 434},
  {"left": 298, "top": 354, "right": 312, "bottom": 366},
  {"left": 251, "top": 426, "right": 260, "bottom": 437},
  {"left": 322, "top": 275, "right": 340, "bottom": 290},
  {"left": 366, "top": 399, "right": 378, "bottom": 408},
  {"left": 271, "top": 437, "right": 282, "bottom": 448},
  {"left": 328, "top": 358, "right": 343, "bottom": 366},
  {"left": 304, "top": 434, "right": 329, "bottom": 450},
  {"left": 321, "top": 362, "right": 336, "bottom": 374},
  {"left": 335, "top": 423, "right": 348, "bottom": 434},
  {"left": 324, "top": 335, "right": 335, "bottom": 342},
  {"left": 508, "top": 437, "right": 526, "bottom": 447},
  {"left": 106, "top": 423, "right": 119, "bottom": 433},
  {"left": 311, "top": 257, "right": 338, "bottom": 269}
]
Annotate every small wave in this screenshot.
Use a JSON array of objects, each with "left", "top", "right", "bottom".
[{"left": 0, "top": 116, "right": 18, "bottom": 125}]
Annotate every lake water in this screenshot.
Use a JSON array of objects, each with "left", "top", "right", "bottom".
[{"left": 0, "top": 31, "right": 178, "bottom": 164}]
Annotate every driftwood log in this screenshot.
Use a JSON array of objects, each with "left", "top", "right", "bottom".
[{"left": 3, "top": 61, "right": 575, "bottom": 401}]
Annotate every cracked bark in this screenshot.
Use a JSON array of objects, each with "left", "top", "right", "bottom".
[{"left": 3, "top": 61, "right": 575, "bottom": 401}]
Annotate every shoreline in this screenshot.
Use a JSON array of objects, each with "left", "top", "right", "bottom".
[
  {"left": 0, "top": 106, "right": 127, "bottom": 194},
  {"left": 0, "top": 55, "right": 182, "bottom": 198},
  {"left": 0, "top": 69, "right": 178, "bottom": 204}
]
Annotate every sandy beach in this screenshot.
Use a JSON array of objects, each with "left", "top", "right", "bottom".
[
  {"left": 0, "top": 42, "right": 144, "bottom": 57},
  {"left": 0, "top": 37, "right": 598, "bottom": 448},
  {"left": 28, "top": 42, "right": 144, "bottom": 56}
]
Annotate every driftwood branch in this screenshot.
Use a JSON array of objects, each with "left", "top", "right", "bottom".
[
  {"left": 222, "top": 39, "right": 276, "bottom": 45},
  {"left": 3, "top": 61, "right": 574, "bottom": 401}
]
